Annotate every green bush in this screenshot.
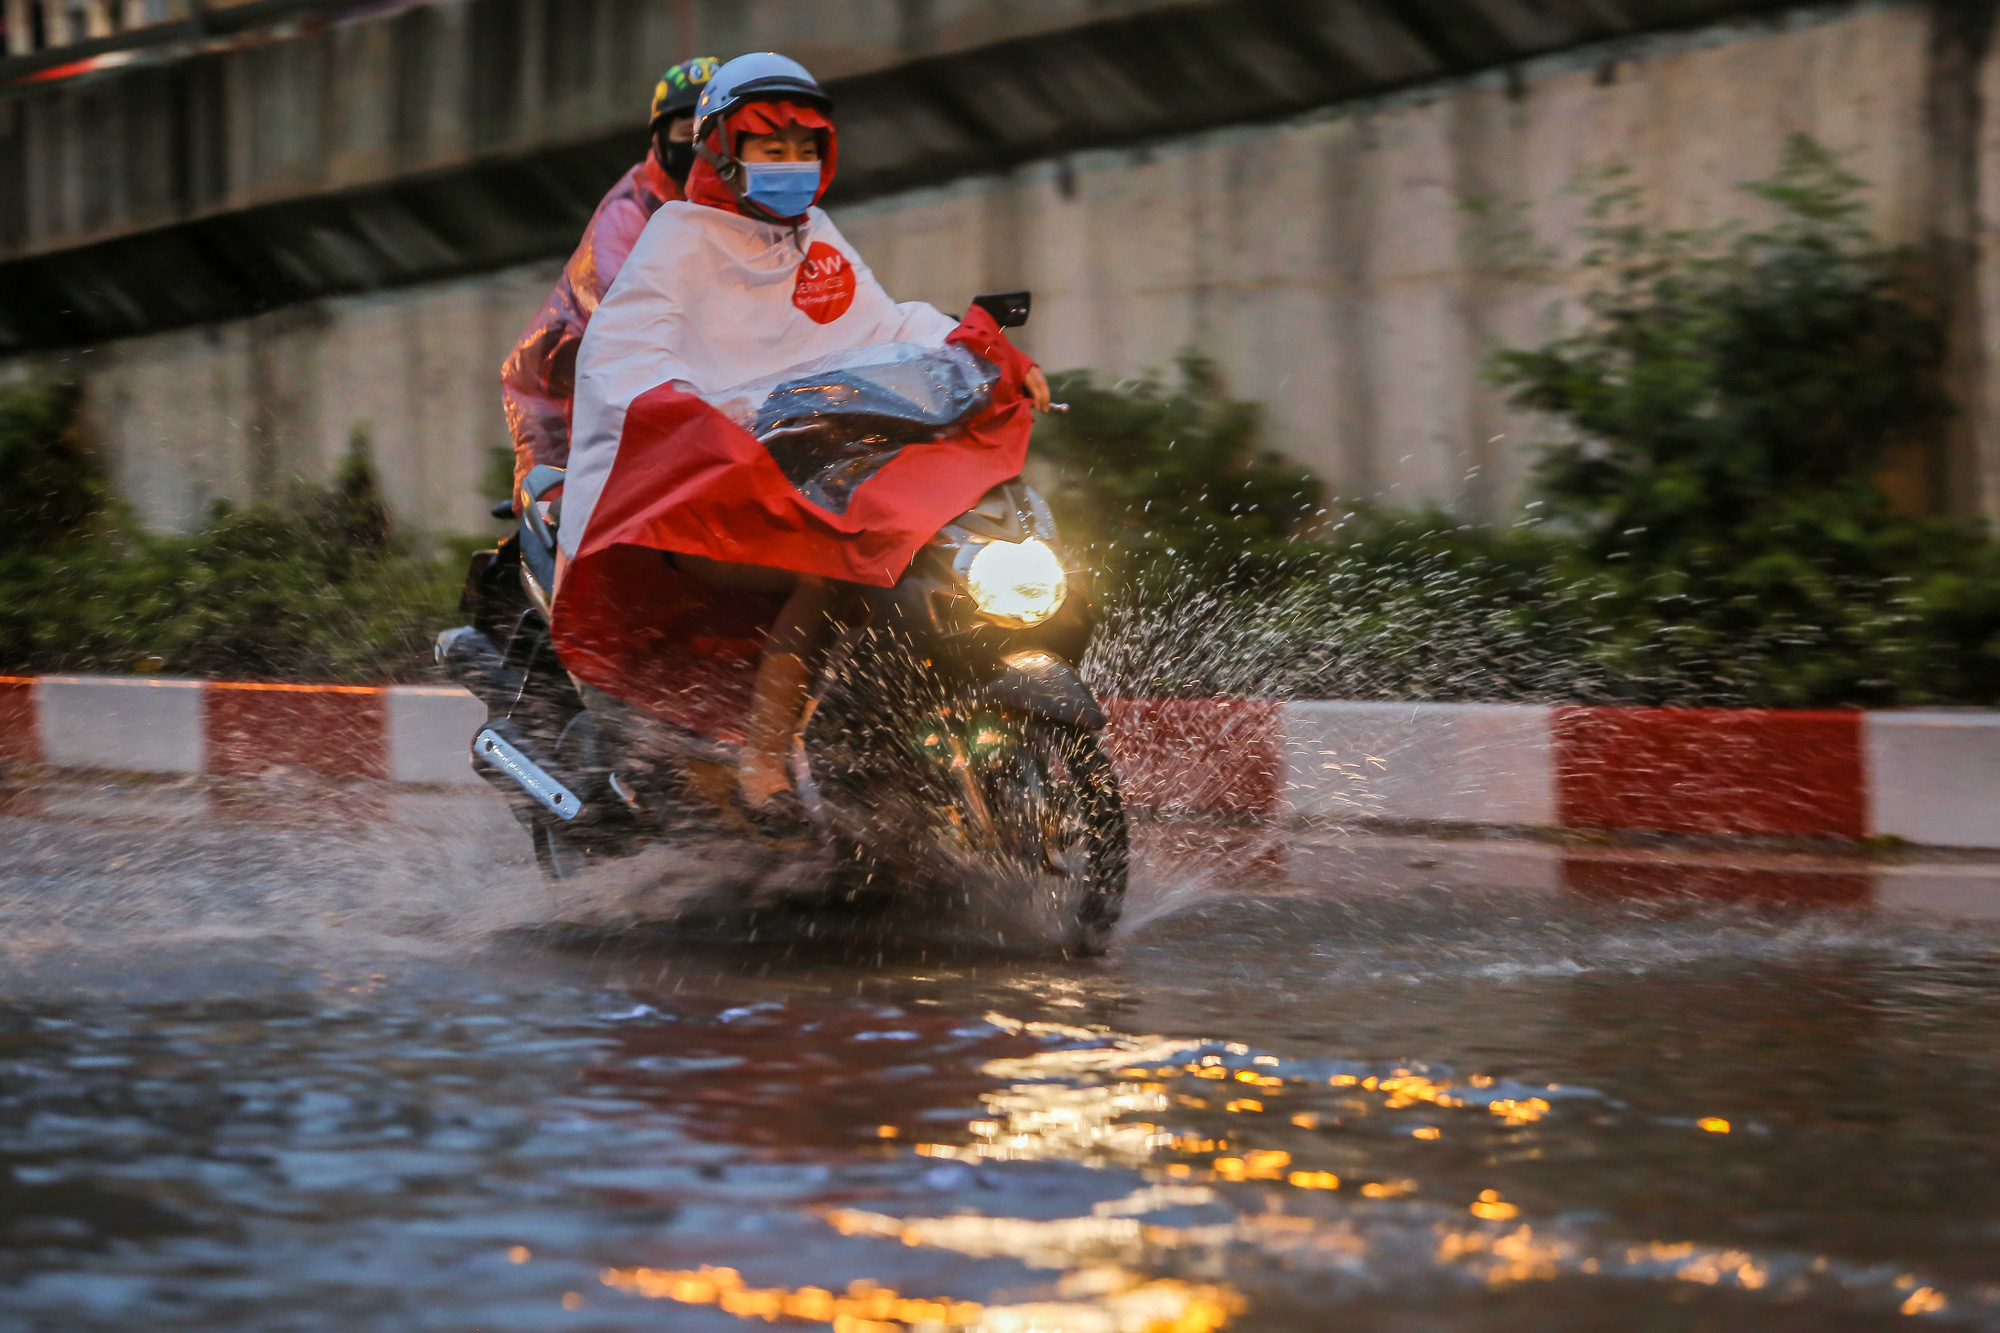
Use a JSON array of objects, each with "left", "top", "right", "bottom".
[
  {"left": 0, "top": 381, "right": 105, "bottom": 550},
  {"left": 1054, "top": 138, "right": 2000, "bottom": 706},
  {"left": 0, "top": 383, "right": 461, "bottom": 683},
  {"left": 1034, "top": 366, "right": 1606, "bottom": 701},
  {"left": 1035, "top": 355, "right": 1323, "bottom": 584},
  {"left": 1493, "top": 135, "right": 2000, "bottom": 706},
  {"left": 1082, "top": 507, "right": 1605, "bottom": 702}
]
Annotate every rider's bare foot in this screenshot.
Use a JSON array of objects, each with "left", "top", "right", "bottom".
[
  {"left": 731, "top": 772, "right": 809, "bottom": 838},
  {"left": 737, "top": 757, "right": 793, "bottom": 811}
]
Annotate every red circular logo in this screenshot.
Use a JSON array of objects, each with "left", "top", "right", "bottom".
[{"left": 792, "top": 241, "right": 857, "bottom": 324}]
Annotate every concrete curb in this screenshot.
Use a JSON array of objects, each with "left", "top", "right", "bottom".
[
  {"left": 1280, "top": 702, "right": 1556, "bottom": 827},
  {"left": 0, "top": 675, "right": 486, "bottom": 788},
  {"left": 1, "top": 677, "right": 1994, "bottom": 848},
  {"left": 1271, "top": 703, "right": 1992, "bottom": 849},
  {"left": 1865, "top": 712, "right": 2000, "bottom": 849},
  {"left": 385, "top": 687, "right": 491, "bottom": 785},
  {"left": 40, "top": 675, "right": 206, "bottom": 774}
]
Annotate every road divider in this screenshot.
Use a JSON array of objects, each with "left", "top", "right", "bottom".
[
  {"left": 1281, "top": 702, "right": 1556, "bottom": 828},
  {"left": 1104, "top": 699, "right": 1278, "bottom": 818},
  {"left": 0, "top": 677, "right": 1993, "bottom": 848},
  {"left": 206, "top": 681, "right": 385, "bottom": 779},
  {"left": 0, "top": 676, "right": 484, "bottom": 787},
  {"left": 1555, "top": 707, "right": 1867, "bottom": 840},
  {"left": 39, "top": 675, "right": 205, "bottom": 774}
]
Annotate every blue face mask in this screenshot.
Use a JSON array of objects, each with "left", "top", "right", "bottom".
[{"left": 740, "top": 160, "right": 821, "bottom": 218}]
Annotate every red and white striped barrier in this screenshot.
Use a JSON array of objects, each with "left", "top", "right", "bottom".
[
  {"left": 0, "top": 676, "right": 488, "bottom": 786},
  {"left": 2, "top": 677, "right": 1994, "bottom": 848},
  {"left": 1107, "top": 698, "right": 1995, "bottom": 848},
  {"left": 1276, "top": 702, "right": 1996, "bottom": 849}
]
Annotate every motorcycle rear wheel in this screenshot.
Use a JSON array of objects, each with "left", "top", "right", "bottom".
[
  {"left": 534, "top": 821, "right": 592, "bottom": 880},
  {"left": 530, "top": 711, "right": 633, "bottom": 881}
]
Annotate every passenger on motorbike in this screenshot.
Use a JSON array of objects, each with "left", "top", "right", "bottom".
[
  {"left": 566, "top": 53, "right": 1051, "bottom": 828},
  {"left": 499, "top": 55, "right": 721, "bottom": 495}
]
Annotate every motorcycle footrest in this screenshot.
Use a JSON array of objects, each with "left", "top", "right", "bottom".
[{"left": 472, "top": 724, "right": 586, "bottom": 822}]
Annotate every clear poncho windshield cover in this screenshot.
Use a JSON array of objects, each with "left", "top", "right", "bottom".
[{"left": 705, "top": 342, "right": 999, "bottom": 515}]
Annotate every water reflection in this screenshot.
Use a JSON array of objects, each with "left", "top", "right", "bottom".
[
  {"left": 8, "top": 786, "right": 2000, "bottom": 1330},
  {"left": 589, "top": 998, "right": 1999, "bottom": 1329},
  {"left": 601, "top": 1262, "right": 1240, "bottom": 1332}
]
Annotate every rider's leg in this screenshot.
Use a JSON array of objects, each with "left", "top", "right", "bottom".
[{"left": 739, "top": 575, "right": 833, "bottom": 808}]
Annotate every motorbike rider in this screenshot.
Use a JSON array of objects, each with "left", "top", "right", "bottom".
[
  {"left": 499, "top": 55, "right": 721, "bottom": 494},
  {"left": 565, "top": 53, "right": 1050, "bottom": 829}
]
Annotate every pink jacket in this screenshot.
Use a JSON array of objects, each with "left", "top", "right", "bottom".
[{"left": 501, "top": 148, "right": 680, "bottom": 489}]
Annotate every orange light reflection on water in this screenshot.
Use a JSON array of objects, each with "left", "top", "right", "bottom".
[
  {"left": 601, "top": 1010, "right": 1974, "bottom": 1329},
  {"left": 600, "top": 1263, "right": 1242, "bottom": 1332}
]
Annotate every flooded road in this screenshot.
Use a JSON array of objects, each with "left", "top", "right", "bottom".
[{"left": 5, "top": 779, "right": 2000, "bottom": 1331}]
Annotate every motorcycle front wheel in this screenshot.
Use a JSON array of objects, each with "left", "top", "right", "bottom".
[{"left": 987, "top": 721, "right": 1129, "bottom": 957}]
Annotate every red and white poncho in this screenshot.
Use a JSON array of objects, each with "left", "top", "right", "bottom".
[
  {"left": 563, "top": 184, "right": 1038, "bottom": 582},
  {"left": 553, "top": 187, "right": 1035, "bottom": 737}
]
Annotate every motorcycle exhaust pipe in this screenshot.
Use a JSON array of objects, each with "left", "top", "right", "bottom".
[{"left": 434, "top": 626, "right": 525, "bottom": 707}]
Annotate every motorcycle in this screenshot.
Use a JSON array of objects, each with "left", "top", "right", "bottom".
[{"left": 438, "top": 294, "right": 1128, "bottom": 955}]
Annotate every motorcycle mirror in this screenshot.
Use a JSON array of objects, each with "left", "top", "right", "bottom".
[{"left": 971, "top": 291, "right": 1031, "bottom": 328}]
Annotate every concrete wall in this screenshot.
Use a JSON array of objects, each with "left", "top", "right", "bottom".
[
  {"left": 49, "top": 258, "right": 560, "bottom": 533},
  {"left": 842, "top": 1, "right": 1934, "bottom": 519},
  {"left": 11, "top": 0, "right": 1949, "bottom": 534},
  {"left": 0, "top": 0, "right": 1195, "bottom": 260}
]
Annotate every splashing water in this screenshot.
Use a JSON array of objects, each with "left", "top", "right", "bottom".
[
  {"left": 1082, "top": 554, "right": 1614, "bottom": 706},
  {"left": 5, "top": 768, "right": 2000, "bottom": 1331}
]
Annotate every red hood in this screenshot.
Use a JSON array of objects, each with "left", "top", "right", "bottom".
[{"left": 687, "top": 101, "right": 836, "bottom": 219}]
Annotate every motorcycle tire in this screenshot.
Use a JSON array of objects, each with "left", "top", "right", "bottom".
[
  {"left": 824, "top": 833, "right": 898, "bottom": 914},
  {"left": 533, "top": 819, "right": 593, "bottom": 881},
  {"left": 1011, "top": 721, "right": 1129, "bottom": 958},
  {"left": 530, "top": 711, "right": 638, "bottom": 881}
]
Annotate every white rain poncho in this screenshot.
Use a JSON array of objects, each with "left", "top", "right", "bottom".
[{"left": 563, "top": 201, "right": 958, "bottom": 558}]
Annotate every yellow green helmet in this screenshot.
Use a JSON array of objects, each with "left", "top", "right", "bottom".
[{"left": 650, "top": 56, "right": 721, "bottom": 127}]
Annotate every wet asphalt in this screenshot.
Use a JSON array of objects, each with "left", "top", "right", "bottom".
[{"left": 3, "top": 776, "right": 2000, "bottom": 1331}]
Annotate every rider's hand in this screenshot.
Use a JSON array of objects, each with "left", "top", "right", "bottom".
[{"left": 1024, "top": 364, "right": 1052, "bottom": 414}]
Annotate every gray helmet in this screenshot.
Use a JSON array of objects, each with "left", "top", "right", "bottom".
[{"left": 693, "top": 52, "right": 831, "bottom": 141}]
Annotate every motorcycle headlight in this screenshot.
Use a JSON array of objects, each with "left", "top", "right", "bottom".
[{"left": 965, "top": 537, "right": 1067, "bottom": 628}]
